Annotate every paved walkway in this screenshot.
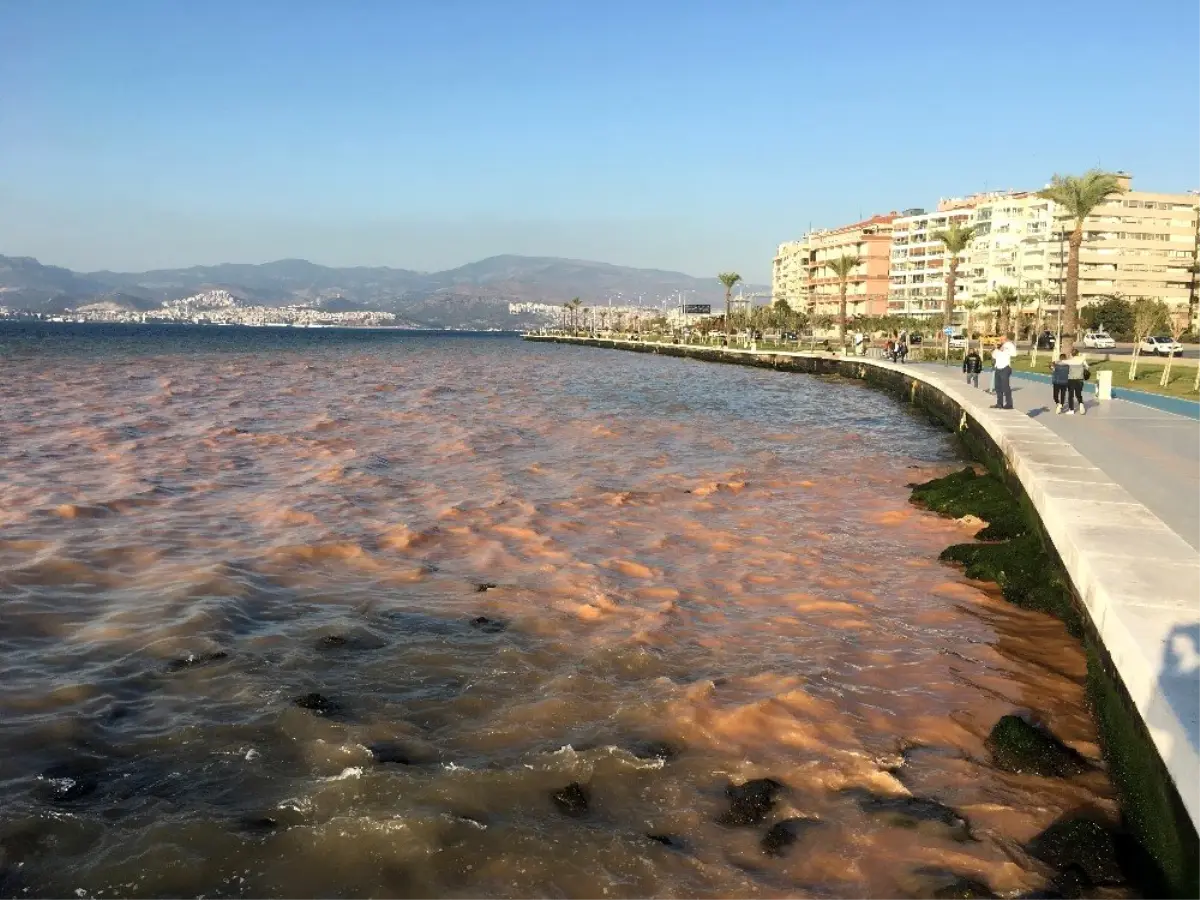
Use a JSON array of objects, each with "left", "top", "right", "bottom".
[{"left": 912, "top": 361, "right": 1200, "bottom": 550}]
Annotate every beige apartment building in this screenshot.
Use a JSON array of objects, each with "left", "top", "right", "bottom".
[
  {"left": 887, "top": 173, "right": 1198, "bottom": 325},
  {"left": 772, "top": 215, "right": 896, "bottom": 317},
  {"left": 771, "top": 240, "right": 809, "bottom": 310},
  {"left": 887, "top": 197, "right": 988, "bottom": 318}
]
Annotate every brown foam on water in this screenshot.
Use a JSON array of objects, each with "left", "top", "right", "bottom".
[{"left": 0, "top": 337, "right": 1128, "bottom": 898}]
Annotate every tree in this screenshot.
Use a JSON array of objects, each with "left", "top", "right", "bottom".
[
  {"left": 569, "top": 297, "right": 583, "bottom": 334},
  {"left": 1160, "top": 306, "right": 1190, "bottom": 387},
  {"left": 991, "top": 286, "right": 1020, "bottom": 337},
  {"left": 1128, "top": 299, "right": 1168, "bottom": 381},
  {"left": 931, "top": 222, "right": 976, "bottom": 328},
  {"left": 826, "top": 254, "right": 861, "bottom": 345},
  {"left": 961, "top": 300, "right": 981, "bottom": 340},
  {"left": 1037, "top": 170, "right": 1128, "bottom": 355},
  {"left": 718, "top": 273, "right": 742, "bottom": 345},
  {"left": 1080, "top": 295, "right": 1133, "bottom": 337}
]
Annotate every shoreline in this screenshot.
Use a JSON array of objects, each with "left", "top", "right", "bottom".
[{"left": 526, "top": 333, "right": 1200, "bottom": 896}]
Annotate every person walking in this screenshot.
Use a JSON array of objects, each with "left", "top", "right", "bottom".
[
  {"left": 1065, "top": 349, "right": 1090, "bottom": 415},
  {"left": 897, "top": 338, "right": 908, "bottom": 364},
  {"left": 991, "top": 340, "right": 1014, "bottom": 409},
  {"left": 963, "top": 347, "right": 983, "bottom": 388},
  {"left": 1050, "top": 353, "right": 1070, "bottom": 413}
]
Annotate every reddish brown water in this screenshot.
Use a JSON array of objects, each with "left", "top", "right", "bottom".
[{"left": 0, "top": 326, "right": 1122, "bottom": 898}]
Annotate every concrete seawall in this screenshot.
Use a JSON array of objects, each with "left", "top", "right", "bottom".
[{"left": 526, "top": 334, "right": 1200, "bottom": 872}]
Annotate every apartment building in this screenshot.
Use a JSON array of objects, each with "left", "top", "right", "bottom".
[
  {"left": 771, "top": 215, "right": 896, "bottom": 317},
  {"left": 1050, "top": 173, "right": 1198, "bottom": 313},
  {"left": 771, "top": 240, "right": 809, "bottom": 310},
  {"left": 887, "top": 197, "right": 990, "bottom": 318}
]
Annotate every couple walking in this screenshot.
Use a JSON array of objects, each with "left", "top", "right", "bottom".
[
  {"left": 962, "top": 336, "right": 1017, "bottom": 409},
  {"left": 1051, "top": 351, "right": 1091, "bottom": 414}
]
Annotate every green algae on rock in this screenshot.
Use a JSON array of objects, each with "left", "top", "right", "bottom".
[
  {"left": 909, "top": 467, "right": 1028, "bottom": 541},
  {"left": 985, "top": 715, "right": 1092, "bottom": 778}
]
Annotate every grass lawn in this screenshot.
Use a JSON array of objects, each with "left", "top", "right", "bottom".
[{"left": 1022, "top": 355, "right": 1199, "bottom": 400}]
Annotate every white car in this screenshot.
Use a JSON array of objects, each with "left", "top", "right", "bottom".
[
  {"left": 1082, "top": 331, "right": 1115, "bottom": 349},
  {"left": 1139, "top": 335, "right": 1184, "bottom": 356}
]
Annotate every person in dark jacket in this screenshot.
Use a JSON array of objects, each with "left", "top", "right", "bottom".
[
  {"left": 962, "top": 348, "right": 983, "bottom": 388},
  {"left": 1050, "top": 353, "right": 1070, "bottom": 413}
]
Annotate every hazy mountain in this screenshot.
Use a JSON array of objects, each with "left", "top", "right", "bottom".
[
  {"left": 0, "top": 253, "right": 767, "bottom": 326},
  {"left": 0, "top": 255, "right": 110, "bottom": 309}
]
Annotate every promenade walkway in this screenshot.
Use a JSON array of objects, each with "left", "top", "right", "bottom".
[
  {"left": 910, "top": 360, "right": 1200, "bottom": 551},
  {"left": 529, "top": 336, "right": 1200, "bottom": 830}
]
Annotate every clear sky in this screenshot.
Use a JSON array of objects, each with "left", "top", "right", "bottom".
[{"left": 2, "top": 0, "right": 1197, "bottom": 281}]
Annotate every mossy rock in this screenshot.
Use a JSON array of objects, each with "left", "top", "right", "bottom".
[
  {"left": 985, "top": 715, "right": 1091, "bottom": 778},
  {"left": 911, "top": 467, "right": 1028, "bottom": 541},
  {"left": 1027, "top": 816, "right": 1122, "bottom": 886},
  {"left": 939, "top": 534, "right": 1082, "bottom": 637}
]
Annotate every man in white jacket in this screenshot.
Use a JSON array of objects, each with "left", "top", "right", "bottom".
[{"left": 992, "top": 336, "right": 1015, "bottom": 409}]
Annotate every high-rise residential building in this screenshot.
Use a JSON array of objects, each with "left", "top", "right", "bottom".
[
  {"left": 886, "top": 197, "right": 994, "bottom": 319},
  {"left": 773, "top": 215, "right": 896, "bottom": 317},
  {"left": 1046, "top": 173, "right": 1197, "bottom": 315},
  {"left": 771, "top": 240, "right": 809, "bottom": 310}
]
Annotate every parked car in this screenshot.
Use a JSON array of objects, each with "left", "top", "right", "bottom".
[
  {"left": 1035, "top": 331, "right": 1056, "bottom": 350},
  {"left": 1139, "top": 335, "right": 1184, "bottom": 356},
  {"left": 907, "top": 333, "right": 922, "bottom": 346},
  {"left": 1082, "top": 331, "right": 1115, "bottom": 349}
]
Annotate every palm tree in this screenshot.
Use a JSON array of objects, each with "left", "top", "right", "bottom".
[
  {"left": 1037, "top": 170, "right": 1128, "bottom": 355},
  {"left": 931, "top": 222, "right": 975, "bottom": 331},
  {"left": 718, "top": 272, "right": 742, "bottom": 345},
  {"left": 569, "top": 297, "right": 583, "bottom": 334},
  {"left": 991, "top": 286, "right": 1020, "bottom": 338},
  {"left": 826, "top": 254, "right": 861, "bottom": 345}
]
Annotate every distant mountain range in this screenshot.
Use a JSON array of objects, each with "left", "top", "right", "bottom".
[{"left": 0, "top": 254, "right": 767, "bottom": 328}]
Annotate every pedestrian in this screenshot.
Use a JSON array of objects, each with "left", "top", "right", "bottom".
[
  {"left": 885, "top": 338, "right": 895, "bottom": 361},
  {"left": 1050, "top": 353, "right": 1070, "bottom": 413},
  {"left": 897, "top": 339, "right": 908, "bottom": 364},
  {"left": 963, "top": 347, "right": 983, "bottom": 388},
  {"left": 1065, "top": 348, "right": 1090, "bottom": 415},
  {"left": 854, "top": 332, "right": 864, "bottom": 356},
  {"left": 991, "top": 340, "right": 1014, "bottom": 409}
]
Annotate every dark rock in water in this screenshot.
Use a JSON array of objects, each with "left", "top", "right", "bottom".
[
  {"left": 718, "top": 778, "right": 785, "bottom": 827},
  {"left": 293, "top": 692, "right": 339, "bottom": 716},
  {"left": 1027, "top": 816, "right": 1122, "bottom": 886},
  {"left": 368, "top": 742, "right": 422, "bottom": 765},
  {"left": 36, "top": 761, "right": 101, "bottom": 803},
  {"left": 165, "top": 650, "right": 229, "bottom": 672},
  {"left": 930, "top": 877, "right": 999, "bottom": 899},
  {"left": 474, "top": 582, "right": 498, "bottom": 593},
  {"left": 646, "top": 833, "right": 686, "bottom": 850},
  {"left": 986, "top": 715, "right": 1091, "bottom": 778},
  {"left": 761, "top": 817, "right": 823, "bottom": 856},
  {"left": 239, "top": 815, "right": 280, "bottom": 833},
  {"left": 628, "top": 740, "right": 678, "bottom": 762},
  {"left": 470, "top": 615, "right": 507, "bottom": 634},
  {"left": 318, "top": 635, "right": 348, "bottom": 648},
  {"left": 852, "top": 792, "right": 972, "bottom": 841},
  {"left": 551, "top": 782, "right": 589, "bottom": 817}
]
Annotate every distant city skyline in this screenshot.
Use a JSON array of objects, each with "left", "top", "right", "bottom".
[{"left": 2, "top": 0, "right": 1197, "bottom": 281}]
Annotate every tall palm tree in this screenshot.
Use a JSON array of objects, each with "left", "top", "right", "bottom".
[
  {"left": 718, "top": 272, "right": 742, "bottom": 344},
  {"left": 991, "top": 286, "right": 1020, "bottom": 337},
  {"left": 826, "top": 254, "right": 860, "bottom": 344},
  {"left": 1037, "top": 170, "right": 1127, "bottom": 355},
  {"left": 569, "top": 297, "right": 583, "bottom": 334},
  {"left": 931, "top": 222, "right": 976, "bottom": 329},
  {"left": 961, "top": 300, "right": 981, "bottom": 343}
]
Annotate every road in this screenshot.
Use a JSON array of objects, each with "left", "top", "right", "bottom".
[{"left": 1076, "top": 342, "right": 1198, "bottom": 362}]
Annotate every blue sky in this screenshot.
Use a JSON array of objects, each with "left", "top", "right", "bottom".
[{"left": 1, "top": 0, "right": 1196, "bottom": 281}]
